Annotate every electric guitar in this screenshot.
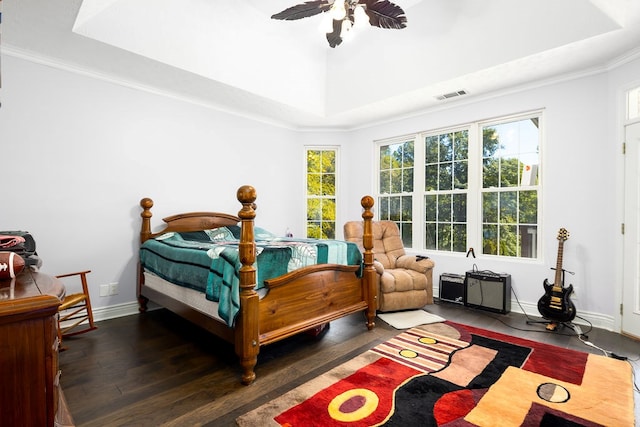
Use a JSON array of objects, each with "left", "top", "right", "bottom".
[{"left": 537, "top": 228, "right": 576, "bottom": 323}]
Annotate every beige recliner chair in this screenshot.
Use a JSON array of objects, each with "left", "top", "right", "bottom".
[{"left": 344, "top": 220, "right": 434, "bottom": 312}]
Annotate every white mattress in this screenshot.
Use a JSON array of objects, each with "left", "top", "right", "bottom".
[{"left": 143, "top": 271, "right": 225, "bottom": 322}]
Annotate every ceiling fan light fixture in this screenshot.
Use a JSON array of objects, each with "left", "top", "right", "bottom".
[
  {"left": 271, "top": 0, "right": 407, "bottom": 48},
  {"left": 330, "top": 1, "right": 347, "bottom": 20}
]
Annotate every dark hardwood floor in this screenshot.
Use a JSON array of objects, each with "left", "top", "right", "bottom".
[{"left": 59, "top": 301, "right": 640, "bottom": 426}]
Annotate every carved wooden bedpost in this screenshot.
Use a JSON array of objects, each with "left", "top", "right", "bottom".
[
  {"left": 361, "top": 195, "right": 376, "bottom": 330},
  {"left": 139, "top": 197, "right": 154, "bottom": 244},
  {"left": 138, "top": 198, "right": 154, "bottom": 312},
  {"left": 235, "top": 185, "right": 260, "bottom": 385}
]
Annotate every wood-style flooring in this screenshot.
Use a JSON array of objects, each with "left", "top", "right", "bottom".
[{"left": 59, "top": 301, "right": 640, "bottom": 426}]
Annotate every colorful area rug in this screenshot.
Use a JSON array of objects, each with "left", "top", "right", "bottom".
[{"left": 237, "top": 321, "right": 634, "bottom": 426}]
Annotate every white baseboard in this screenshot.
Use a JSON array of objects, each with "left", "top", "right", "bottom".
[
  {"left": 434, "top": 287, "right": 616, "bottom": 332},
  {"left": 92, "top": 301, "right": 142, "bottom": 322}
]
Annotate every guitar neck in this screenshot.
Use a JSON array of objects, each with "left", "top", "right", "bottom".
[{"left": 553, "top": 240, "right": 564, "bottom": 288}]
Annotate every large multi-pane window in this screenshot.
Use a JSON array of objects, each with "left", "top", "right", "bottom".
[
  {"left": 378, "top": 140, "right": 414, "bottom": 246},
  {"left": 376, "top": 112, "right": 541, "bottom": 259},
  {"left": 306, "top": 148, "right": 337, "bottom": 239}
]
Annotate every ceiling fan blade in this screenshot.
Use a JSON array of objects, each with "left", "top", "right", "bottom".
[
  {"left": 360, "top": 0, "right": 407, "bottom": 29},
  {"left": 326, "top": 19, "right": 343, "bottom": 48},
  {"left": 271, "top": 1, "right": 332, "bottom": 21}
]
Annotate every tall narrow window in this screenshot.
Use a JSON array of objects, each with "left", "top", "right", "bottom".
[
  {"left": 481, "top": 117, "right": 539, "bottom": 257},
  {"left": 306, "top": 148, "right": 337, "bottom": 239},
  {"left": 378, "top": 140, "right": 414, "bottom": 247},
  {"left": 424, "top": 130, "right": 469, "bottom": 252}
]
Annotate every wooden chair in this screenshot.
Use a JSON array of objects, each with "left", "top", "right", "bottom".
[{"left": 56, "top": 270, "right": 97, "bottom": 348}]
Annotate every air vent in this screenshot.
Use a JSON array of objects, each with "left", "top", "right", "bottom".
[{"left": 435, "top": 90, "right": 468, "bottom": 101}]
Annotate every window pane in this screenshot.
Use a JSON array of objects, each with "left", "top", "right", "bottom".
[
  {"left": 321, "top": 199, "right": 335, "bottom": 220},
  {"left": 452, "top": 194, "right": 466, "bottom": 222},
  {"left": 454, "top": 160, "right": 468, "bottom": 189},
  {"left": 438, "top": 162, "right": 453, "bottom": 190},
  {"left": 482, "top": 192, "right": 498, "bottom": 223},
  {"left": 389, "top": 197, "right": 401, "bottom": 221},
  {"left": 452, "top": 223, "right": 467, "bottom": 252},
  {"left": 323, "top": 151, "right": 336, "bottom": 173},
  {"left": 438, "top": 223, "right": 451, "bottom": 250},
  {"left": 425, "top": 136, "right": 438, "bottom": 163},
  {"left": 322, "top": 173, "right": 335, "bottom": 196},
  {"left": 425, "top": 223, "right": 436, "bottom": 249},
  {"left": 500, "top": 225, "right": 519, "bottom": 256},
  {"left": 307, "top": 150, "right": 321, "bottom": 173},
  {"left": 454, "top": 131, "right": 468, "bottom": 160},
  {"left": 519, "top": 190, "right": 537, "bottom": 224},
  {"left": 519, "top": 225, "right": 537, "bottom": 258},
  {"left": 500, "top": 191, "right": 517, "bottom": 224},
  {"left": 425, "top": 164, "right": 437, "bottom": 191},
  {"left": 438, "top": 194, "right": 451, "bottom": 222},
  {"left": 425, "top": 195, "right": 436, "bottom": 221},
  {"left": 483, "top": 224, "right": 498, "bottom": 255},
  {"left": 401, "top": 196, "right": 413, "bottom": 221},
  {"left": 380, "top": 170, "right": 391, "bottom": 194},
  {"left": 401, "top": 223, "right": 412, "bottom": 247},
  {"left": 402, "top": 167, "right": 414, "bottom": 192},
  {"left": 307, "top": 223, "right": 321, "bottom": 239},
  {"left": 402, "top": 141, "right": 415, "bottom": 167},
  {"left": 322, "top": 221, "right": 335, "bottom": 239},
  {"left": 439, "top": 134, "right": 453, "bottom": 162},
  {"left": 307, "top": 174, "right": 321, "bottom": 196},
  {"left": 483, "top": 158, "right": 499, "bottom": 188},
  {"left": 390, "top": 169, "right": 402, "bottom": 193},
  {"left": 379, "top": 196, "right": 390, "bottom": 220},
  {"left": 307, "top": 198, "right": 321, "bottom": 220},
  {"left": 380, "top": 146, "right": 392, "bottom": 169}
]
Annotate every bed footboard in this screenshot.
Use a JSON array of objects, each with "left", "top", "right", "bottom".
[{"left": 138, "top": 186, "right": 375, "bottom": 386}]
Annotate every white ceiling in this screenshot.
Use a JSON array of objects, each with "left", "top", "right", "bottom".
[{"left": 3, "top": 0, "right": 640, "bottom": 129}]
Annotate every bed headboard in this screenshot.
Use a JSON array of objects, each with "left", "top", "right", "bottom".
[{"left": 139, "top": 197, "right": 241, "bottom": 243}]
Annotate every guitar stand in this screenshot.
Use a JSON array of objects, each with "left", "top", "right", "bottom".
[{"left": 526, "top": 319, "right": 565, "bottom": 332}]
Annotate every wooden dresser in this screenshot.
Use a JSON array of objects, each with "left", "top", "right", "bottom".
[{"left": 0, "top": 270, "right": 73, "bottom": 426}]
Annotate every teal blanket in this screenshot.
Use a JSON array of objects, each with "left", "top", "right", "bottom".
[{"left": 140, "top": 227, "right": 362, "bottom": 326}]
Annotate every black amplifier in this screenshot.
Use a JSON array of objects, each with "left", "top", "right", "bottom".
[
  {"left": 439, "top": 273, "right": 465, "bottom": 304},
  {"left": 464, "top": 270, "right": 511, "bottom": 314}
]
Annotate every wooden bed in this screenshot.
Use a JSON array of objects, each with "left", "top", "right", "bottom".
[{"left": 138, "top": 185, "right": 377, "bottom": 385}]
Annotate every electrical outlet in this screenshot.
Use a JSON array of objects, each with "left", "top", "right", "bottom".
[
  {"left": 99, "top": 284, "right": 109, "bottom": 297},
  {"left": 109, "top": 282, "right": 119, "bottom": 295}
]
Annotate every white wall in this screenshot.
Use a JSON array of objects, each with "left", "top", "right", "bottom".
[
  {"left": 0, "top": 55, "right": 307, "bottom": 314},
  {"left": 3, "top": 51, "right": 640, "bottom": 330}
]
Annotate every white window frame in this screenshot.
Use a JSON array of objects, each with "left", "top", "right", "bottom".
[
  {"left": 304, "top": 146, "right": 340, "bottom": 240},
  {"left": 375, "top": 110, "right": 543, "bottom": 259}
]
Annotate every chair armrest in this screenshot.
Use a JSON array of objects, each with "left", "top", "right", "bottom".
[
  {"left": 373, "top": 260, "right": 385, "bottom": 275},
  {"left": 395, "top": 255, "right": 435, "bottom": 273}
]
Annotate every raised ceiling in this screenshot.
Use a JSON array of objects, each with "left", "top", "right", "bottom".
[{"left": 3, "top": 0, "right": 640, "bottom": 129}]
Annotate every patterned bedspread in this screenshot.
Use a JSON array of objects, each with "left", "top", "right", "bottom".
[{"left": 140, "top": 226, "right": 362, "bottom": 326}]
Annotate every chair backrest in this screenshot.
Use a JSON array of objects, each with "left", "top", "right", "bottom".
[{"left": 344, "top": 220, "right": 406, "bottom": 269}]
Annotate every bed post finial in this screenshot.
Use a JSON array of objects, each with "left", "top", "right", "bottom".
[
  {"left": 140, "top": 198, "right": 154, "bottom": 244},
  {"left": 361, "top": 195, "right": 376, "bottom": 330},
  {"left": 235, "top": 185, "right": 260, "bottom": 385}
]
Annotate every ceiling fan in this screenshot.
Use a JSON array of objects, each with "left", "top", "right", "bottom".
[{"left": 271, "top": 0, "right": 407, "bottom": 48}]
